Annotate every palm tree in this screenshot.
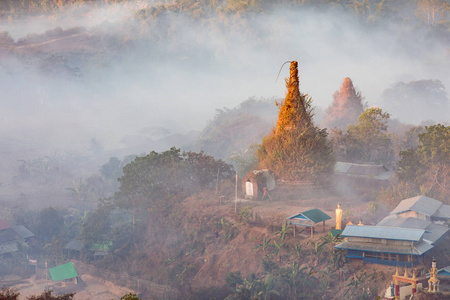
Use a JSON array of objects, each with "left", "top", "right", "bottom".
[
  {"left": 330, "top": 249, "right": 346, "bottom": 269},
  {"left": 255, "top": 236, "right": 272, "bottom": 256},
  {"left": 280, "top": 262, "right": 314, "bottom": 299},
  {"left": 272, "top": 240, "right": 285, "bottom": 262},
  {"left": 257, "top": 275, "right": 280, "bottom": 300},
  {"left": 312, "top": 241, "right": 325, "bottom": 265},
  {"left": 275, "top": 221, "right": 292, "bottom": 242}
]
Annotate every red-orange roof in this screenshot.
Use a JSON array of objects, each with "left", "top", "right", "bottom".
[{"left": 0, "top": 219, "right": 11, "bottom": 231}]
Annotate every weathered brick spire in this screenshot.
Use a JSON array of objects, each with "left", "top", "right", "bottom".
[{"left": 275, "top": 61, "right": 310, "bottom": 134}]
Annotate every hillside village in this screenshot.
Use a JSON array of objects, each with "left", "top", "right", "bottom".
[
  {"left": 1, "top": 1, "right": 450, "bottom": 300},
  {"left": 0, "top": 60, "right": 449, "bottom": 300}
]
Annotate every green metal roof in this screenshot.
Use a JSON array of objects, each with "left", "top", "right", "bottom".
[
  {"left": 301, "top": 209, "right": 331, "bottom": 223},
  {"left": 49, "top": 262, "right": 78, "bottom": 281},
  {"left": 331, "top": 229, "right": 343, "bottom": 237}
]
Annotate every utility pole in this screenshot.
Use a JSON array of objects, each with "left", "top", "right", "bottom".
[{"left": 235, "top": 172, "right": 238, "bottom": 214}]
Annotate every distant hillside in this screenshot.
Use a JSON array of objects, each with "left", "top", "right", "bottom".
[{"left": 193, "top": 97, "right": 277, "bottom": 160}]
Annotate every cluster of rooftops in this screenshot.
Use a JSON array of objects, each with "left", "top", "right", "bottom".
[
  {"left": 285, "top": 195, "right": 449, "bottom": 267},
  {"left": 336, "top": 195, "right": 450, "bottom": 265}
]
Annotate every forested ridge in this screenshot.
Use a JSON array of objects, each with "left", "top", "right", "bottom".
[{"left": 1, "top": 0, "right": 450, "bottom": 26}]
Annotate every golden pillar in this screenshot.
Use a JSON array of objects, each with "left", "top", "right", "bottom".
[
  {"left": 394, "top": 268, "right": 400, "bottom": 299},
  {"left": 335, "top": 203, "right": 343, "bottom": 230}
]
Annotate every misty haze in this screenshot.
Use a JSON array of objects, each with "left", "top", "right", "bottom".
[{"left": 0, "top": 1, "right": 449, "bottom": 300}]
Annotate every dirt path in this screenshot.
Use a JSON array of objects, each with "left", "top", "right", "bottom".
[{"left": 6, "top": 274, "right": 135, "bottom": 300}]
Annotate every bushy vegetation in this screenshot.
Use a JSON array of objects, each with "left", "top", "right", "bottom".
[
  {"left": 397, "top": 124, "right": 450, "bottom": 201},
  {"left": 0, "top": 288, "right": 74, "bottom": 300},
  {"left": 330, "top": 107, "right": 394, "bottom": 165}
]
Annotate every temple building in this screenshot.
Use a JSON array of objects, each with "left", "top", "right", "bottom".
[
  {"left": 336, "top": 195, "right": 450, "bottom": 267},
  {"left": 388, "top": 195, "right": 450, "bottom": 224},
  {"left": 335, "top": 225, "right": 432, "bottom": 267}
]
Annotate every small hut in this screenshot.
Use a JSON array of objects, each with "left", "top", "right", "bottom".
[
  {"left": 242, "top": 169, "right": 276, "bottom": 200},
  {"left": 286, "top": 209, "right": 331, "bottom": 237},
  {"left": 49, "top": 262, "right": 79, "bottom": 284}
]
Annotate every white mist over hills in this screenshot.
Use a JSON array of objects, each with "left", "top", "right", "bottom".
[{"left": 0, "top": 2, "right": 449, "bottom": 159}]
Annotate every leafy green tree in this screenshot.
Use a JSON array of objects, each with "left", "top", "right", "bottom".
[
  {"left": 398, "top": 125, "right": 426, "bottom": 152},
  {"left": 183, "top": 151, "right": 234, "bottom": 191},
  {"left": 115, "top": 148, "right": 234, "bottom": 229},
  {"left": 1, "top": 288, "right": 75, "bottom": 300},
  {"left": 377, "top": 181, "right": 421, "bottom": 208},
  {"left": 226, "top": 271, "right": 244, "bottom": 289},
  {"left": 382, "top": 79, "right": 448, "bottom": 123},
  {"left": 26, "top": 290, "right": 75, "bottom": 300},
  {"left": 119, "top": 293, "right": 140, "bottom": 300},
  {"left": 257, "top": 61, "right": 335, "bottom": 181},
  {"left": 100, "top": 157, "right": 124, "bottom": 181},
  {"left": 342, "top": 107, "right": 394, "bottom": 164},
  {"left": 37, "top": 207, "right": 64, "bottom": 242},
  {"left": 229, "top": 145, "right": 260, "bottom": 178},
  {"left": 397, "top": 124, "right": 450, "bottom": 200},
  {"left": 79, "top": 209, "right": 111, "bottom": 250}
]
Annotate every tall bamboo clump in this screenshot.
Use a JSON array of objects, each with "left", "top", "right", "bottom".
[{"left": 257, "top": 61, "right": 335, "bottom": 182}]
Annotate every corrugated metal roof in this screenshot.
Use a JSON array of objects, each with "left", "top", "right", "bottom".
[
  {"left": 331, "top": 229, "right": 343, "bottom": 237},
  {"left": 377, "top": 217, "right": 448, "bottom": 245},
  {"left": 341, "top": 225, "right": 425, "bottom": 241},
  {"left": 434, "top": 204, "right": 450, "bottom": 219},
  {"left": 335, "top": 240, "right": 433, "bottom": 255},
  {"left": 423, "top": 223, "right": 449, "bottom": 244},
  {"left": 438, "top": 266, "right": 450, "bottom": 276},
  {"left": 301, "top": 209, "right": 331, "bottom": 223},
  {"left": 377, "top": 216, "right": 431, "bottom": 229},
  {"left": 335, "top": 162, "right": 352, "bottom": 173},
  {"left": 64, "top": 239, "right": 84, "bottom": 251},
  {"left": 0, "top": 228, "right": 18, "bottom": 244},
  {"left": 0, "top": 241, "right": 19, "bottom": 255},
  {"left": 334, "top": 162, "right": 394, "bottom": 180},
  {"left": 390, "top": 195, "right": 442, "bottom": 217},
  {"left": 49, "top": 262, "right": 78, "bottom": 281},
  {"left": 12, "top": 225, "right": 35, "bottom": 239}
]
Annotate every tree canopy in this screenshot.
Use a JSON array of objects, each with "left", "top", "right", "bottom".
[
  {"left": 329, "top": 107, "right": 394, "bottom": 165},
  {"left": 115, "top": 148, "right": 234, "bottom": 223},
  {"left": 397, "top": 124, "right": 450, "bottom": 200},
  {"left": 382, "top": 79, "right": 448, "bottom": 124}
]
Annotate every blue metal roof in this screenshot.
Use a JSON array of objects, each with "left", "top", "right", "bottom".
[
  {"left": 335, "top": 240, "right": 433, "bottom": 255},
  {"left": 438, "top": 267, "right": 450, "bottom": 277},
  {"left": 390, "top": 195, "right": 442, "bottom": 217},
  {"left": 341, "top": 225, "right": 425, "bottom": 242}
]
